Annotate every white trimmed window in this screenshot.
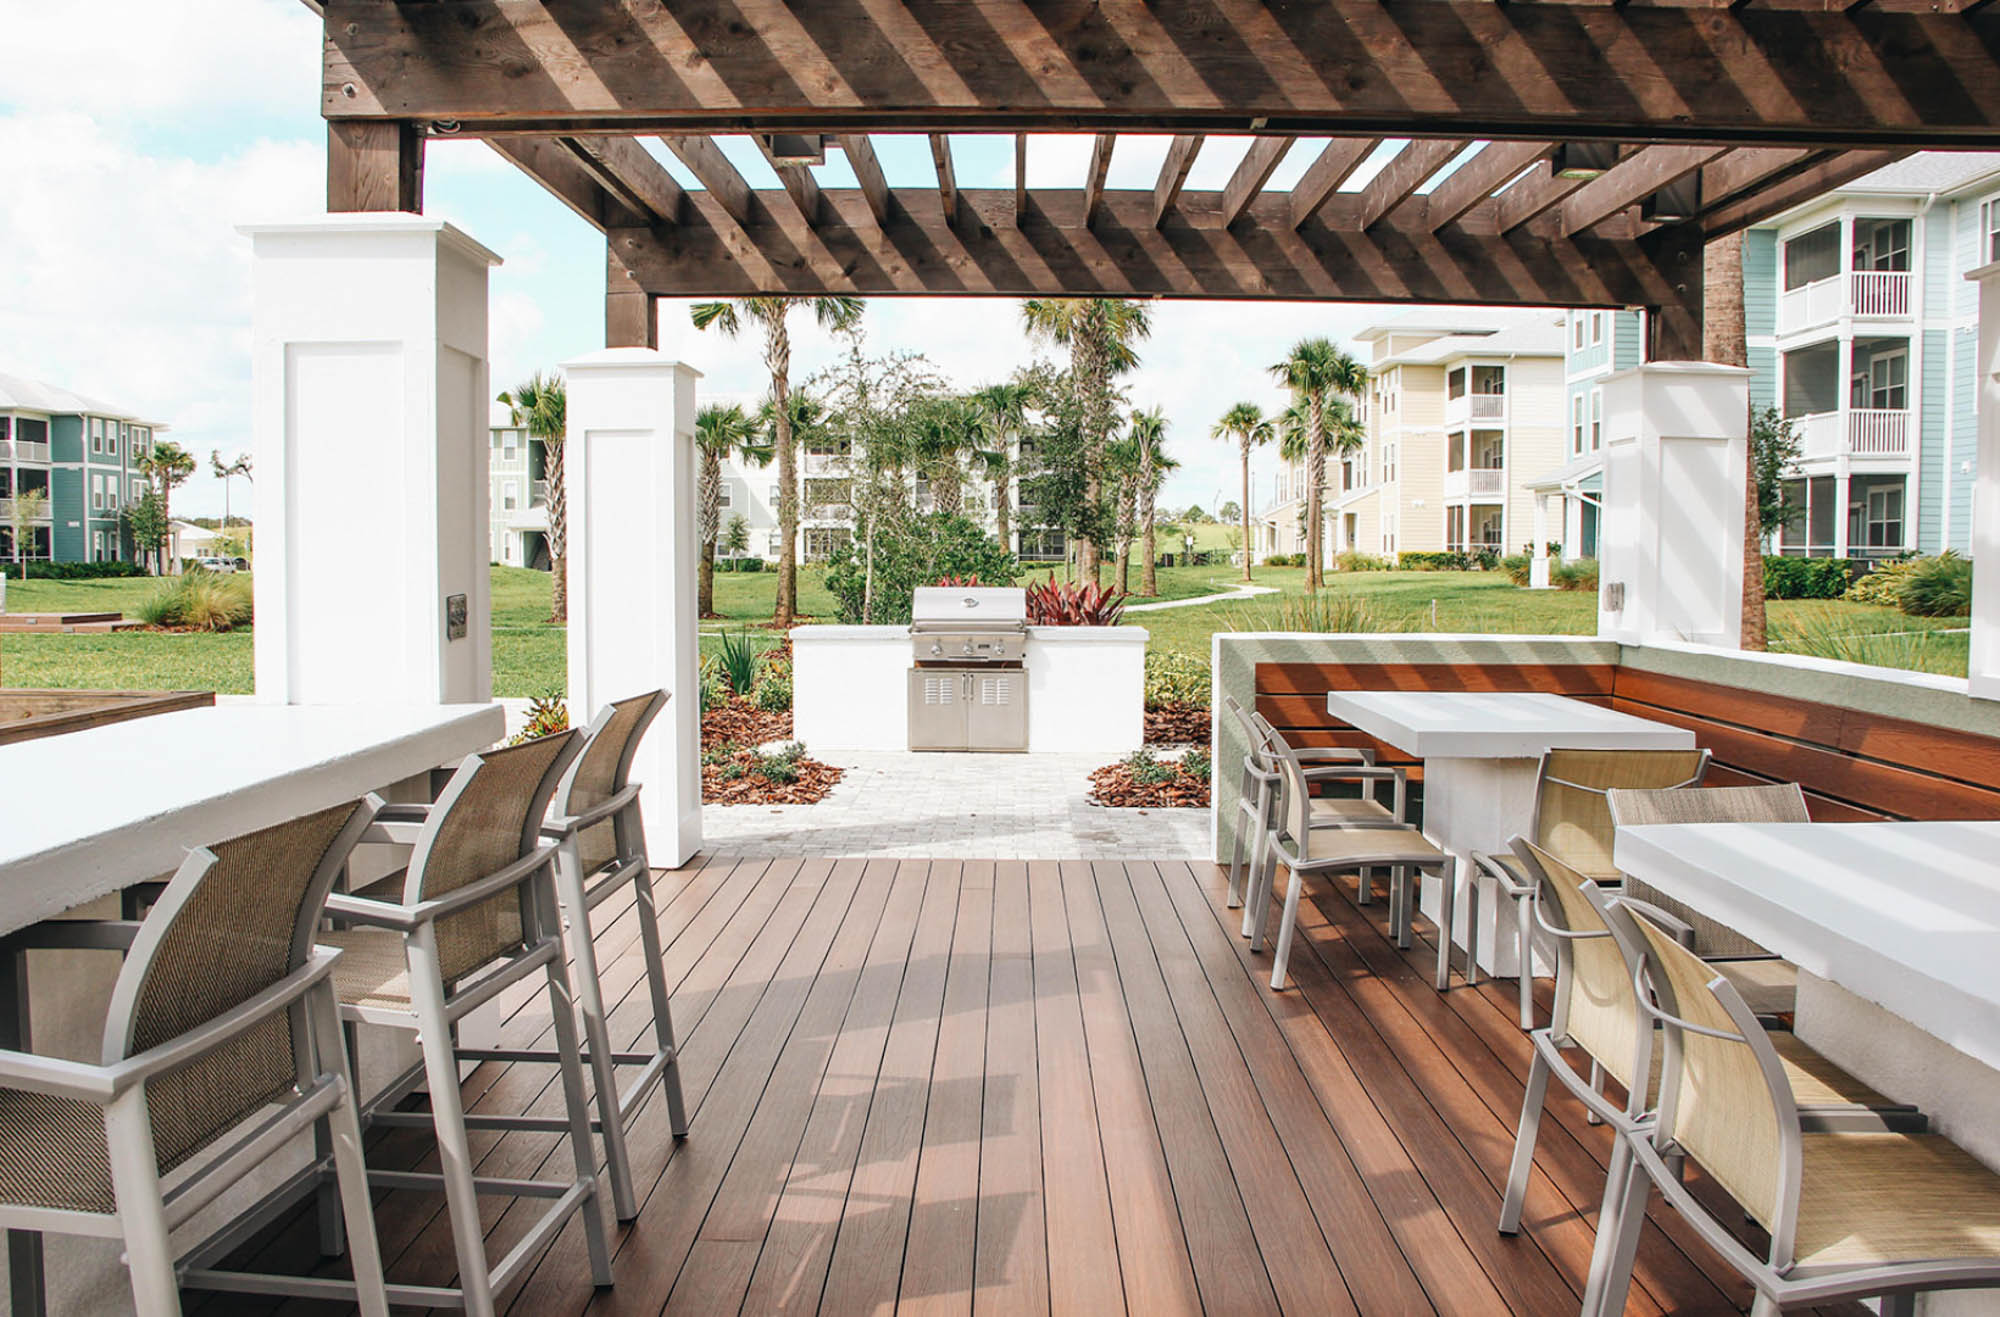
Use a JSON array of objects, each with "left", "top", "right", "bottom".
[
  {"left": 502, "top": 479, "right": 519, "bottom": 511},
  {"left": 1984, "top": 197, "right": 2000, "bottom": 265},
  {"left": 92, "top": 530, "right": 105, "bottom": 561},
  {"left": 1589, "top": 390, "right": 1603, "bottom": 450},
  {"left": 1590, "top": 312, "right": 1605, "bottom": 346},
  {"left": 717, "top": 482, "right": 733, "bottom": 508},
  {"left": 91, "top": 473, "right": 105, "bottom": 510},
  {"left": 1572, "top": 315, "right": 1586, "bottom": 350},
  {"left": 766, "top": 531, "right": 782, "bottom": 556},
  {"left": 1571, "top": 395, "right": 1587, "bottom": 455}
]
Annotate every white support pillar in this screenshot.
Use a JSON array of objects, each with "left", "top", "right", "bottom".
[
  {"left": 1968, "top": 262, "right": 2000, "bottom": 700},
  {"left": 1529, "top": 492, "right": 1552, "bottom": 588},
  {"left": 243, "top": 217, "right": 499, "bottom": 706},
  {"left": 1597, "top": 363, "right": 1751, "bottom": 648},
  {"left": 564, "top": 349, "right": 704, "bottom": 866}
]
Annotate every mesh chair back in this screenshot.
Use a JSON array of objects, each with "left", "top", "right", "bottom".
[
  {"left": 1259, "top": 725, "right": 1325, "bottom": 863},
  {"left": 1224, "top": 695, "right": 1266, "bottom": 770},
  {"left": 105, "top": 799, "right": 372, "bottom": 1178},
  {"left": 1607, "top": 784, "right": 1806, "bottom": 960},
  {"left": 1623, "top": 908, "right": 1792, "bottom": 1231},
  {"left": 1520, "top": 841, "right": 1650, "bottom": 1096},
  {"left": 1534, "top": 749, "right": 1711, "bottom": 880},
  {"left": 556, "top": 691, "right": 666, "bottom": 876},
  {"left": 410, "top": 730, "right": 582, "bottom": 984}
]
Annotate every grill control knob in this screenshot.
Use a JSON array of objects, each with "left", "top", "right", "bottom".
[{"left": 930, "top": 640, "right": 943, "bottom": 657}]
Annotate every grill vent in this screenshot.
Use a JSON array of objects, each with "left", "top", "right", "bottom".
[
  {"left": 923, "top": 675, "right": 958, "bottom": 706},
  {"left": 979, "top": 675, "right": 1014, "bottom": 706}
]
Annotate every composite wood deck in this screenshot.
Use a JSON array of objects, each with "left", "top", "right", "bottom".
[{"left": 215, "top": 855, "right": 1864, "bottom": 1316}]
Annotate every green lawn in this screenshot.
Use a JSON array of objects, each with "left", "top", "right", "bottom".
[{"left": 0, "top": 563, "right": 1969, "bottom": 696}]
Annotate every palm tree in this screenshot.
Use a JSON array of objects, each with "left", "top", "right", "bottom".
[
  {"left": 1211, "top": 401, "right": 1273, "bottom": 582},
  {"left": 970, "top": 381, "right": 1033, "bottom": 553},
  {"left": 690, "top": 296, "right": 865, "bottom": 626},
  {"left": 498, "top": 372, "right": 569, "bottom": 622},
  {"left": 1269, "top": 337, "right": 1367, "bottom": 592},
  {"left": 1702, "top": 235, "right": 1766, "bottom": 651},
  {"left": 138, "top": 440, "right": 196, "bottom": 570},
  {"left": 907, "top": 395, "right": 983, "bottom": 517},
  {"left": 1104, "top": 429, "right": 1143, "bottom": 595},
  {"left": 695, "top": 403, "right": 769, "bottom": 618},
  {"left": 1129, "top": 407, "right": 1174, "bottom": 596},
  {"left": 210, "top": 450, "right": 253, "bottom": 529},
  {"left": 1020, "top": 298, "right": 1152, "bottom": 583}
]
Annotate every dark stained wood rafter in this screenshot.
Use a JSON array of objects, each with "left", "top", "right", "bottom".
[
  {"left": 929, "top": 133, "right": 962, "bottom": 226},
  {"left": 1289, "top": 138, "right": 1380, "bottom": 228},
  {"left": 1693, "top": 146, "right": 1819, "bottom": 215},
  {"left": 322, "top": 0, "right": 2000, "bottom": 146},
  {"left": 661, "top": 135, "right": 754, "bottom": 227},
  {"left": 838, "top": 133, "right": 894, "bottom": 226},
  {"left": 1083, "top": 134, "right": 1115, "bottom": 230},
  {"left": 1357, "top": 139, "right": 1463, "bottom": 229},
  {"left": 756, "top": 139, "right": 822, "bottom": 226},
  {"left": 1015, "top": 133, "right": 1028, "bottom": 226},
  {"left": 1422, "top": 141, "right": 1552, "bottom": 231},
  {"left": 1153, "top": 135, "right": 1204, "bottom": 228},
  {"left": 1699, "top": 148, "right": 1912, "bottom": 236},
  {"left": 487, "top": 134, "right": 638, "bottom": 229},
  {"left": 1492, "top": 155, "right": 1622, "bottom": 233},
  {"left": 1557, "top": 144, "right": 1727, "bottom": 236},
  {"left": 563, "top": 134, "right": 682, "bottom": 225},
  {"left": 1221, "top": 137, "right": 1295, "bottom": 229}
]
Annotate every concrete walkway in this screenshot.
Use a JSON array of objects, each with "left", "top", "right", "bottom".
[
  {"left": 1123, "top": 580, "right": 1278, "bottom": 612},
  {"left": 702, "top": 747, "right": 1210, "bottom": 859}
]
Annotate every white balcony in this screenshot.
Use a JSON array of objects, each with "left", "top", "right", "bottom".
[
  {"left": 1444, "top": 393, "right": 1507, "bottom": 425},
  {"left": 1797, "top": 408, "right": 1910, "bottom": 461},
  {"left": 0, "top": 498, "right": 53, "bottom": 522},
  {"left": 0, "top": 440, "right": 51, "bottom": 464},
  {"left": 1443, "top": 467, "right": 1506, "bottom": 499},
  {"left": 1779, "top": 270, "right": 1912, "bottom": 334}
]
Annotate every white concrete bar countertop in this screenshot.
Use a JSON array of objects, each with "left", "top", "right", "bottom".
[
  {"left": 1324, "top": 690, "right": 1694, "bottom": 759},
  {"left": 0, "top": 702, "right": 504, "bottom": 936},
  {"left": 1615, "top": 820, "right": 2000, "bottom": 1074}
]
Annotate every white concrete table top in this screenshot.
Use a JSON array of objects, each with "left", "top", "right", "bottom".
[
  {"left": 1324, "top": 690, "right": 1695, "bottom": 760},
  {"left": 1614, "top": 821, "right": 2000, "bottom": 1074},
  {"left": 0, "top": 702, "right": 504, "bottom": 936}
]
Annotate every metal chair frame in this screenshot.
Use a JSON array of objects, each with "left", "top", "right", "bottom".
[{"left": 0, "top": 803, "right": 389, "bottom": 1317}]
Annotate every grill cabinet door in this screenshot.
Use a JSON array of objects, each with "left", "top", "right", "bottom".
[
  {"left": 908, "top": 668, "right": 968, "bottom": 750},
  {"left": 964, "top": 670, "right": 1029, "bottom": 752}
]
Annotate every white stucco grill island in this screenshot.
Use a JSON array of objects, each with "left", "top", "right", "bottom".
[{"left": 1325, "top": 690, "right": 1694, "bottom": 975}]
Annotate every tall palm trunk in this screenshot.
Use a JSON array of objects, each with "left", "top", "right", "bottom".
[
  {"left": 994, "top": 455, "right": 1013, "bottom": 554},
  {"left": 698, "top": 447, "right": 721, "bottom": 617},
  {"left": 1139, "top": 444, "right": 1159, "bottom": 597},
  {"left": 1076, "top": 326, "right": 1109, "bottom": 585},
  {"left": 765, "top": 313, "right": 799, "bottom": 627},
  {"left": 1705, "top": 232, "right": 1763, "bottom": 650},
  {"left": 934, "top": 465, "right": 962, "bottom": 517},
  {"left": 544, "top": 438, "right": 568, "bottom": 622},
  {"left": 1240, "top": 444, "right": 1255, "bottom": 582},
  {"left": 1304, "top": 394, "right": 1326, "bottom": 593}
]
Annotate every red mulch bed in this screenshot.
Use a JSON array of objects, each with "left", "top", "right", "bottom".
[
  {"left": 701, "top": 698, "right": 791, "bottom": 751},
  {"left": 1087, "top": 761, "right": 1211, "bottom": 809},
  {"left": 702, "top": 751, "right": 844, "bottom": 805},
  {"left": 1144, "top": 703, "right": 1211, "bottom": 745}
]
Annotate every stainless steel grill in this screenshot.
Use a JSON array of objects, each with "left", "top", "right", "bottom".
[{"left": 908, "top": 586, "right": 1029, "bottom": 752}]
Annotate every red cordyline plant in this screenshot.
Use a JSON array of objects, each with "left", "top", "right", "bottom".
[
  {"left": 1026, "top": 574, "right": 1128, "bottom": 626},
  {"left": 930, "top": 574, "right": 985, "bottom": 587}
]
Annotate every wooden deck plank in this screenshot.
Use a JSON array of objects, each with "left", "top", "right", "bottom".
[
  {"left": 1024, "top": 860, "right": 1126, "bottom": 1317},
  {"left": 1056, "top": 861, "right": 1200, "bottom": 1315},
  {"left": 897, "top": 860, "right": 997, "bottom": 1316},
  {"left": 816, "top": 860, "right": 967, "bottom": 1313},
  {"left": 973, "top": 861, "right": 1050, "bottom": 1316}
]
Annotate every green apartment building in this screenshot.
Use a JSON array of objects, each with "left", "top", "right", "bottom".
[{"left": 0, "top": 373, "right": 164, "bottom": 565}]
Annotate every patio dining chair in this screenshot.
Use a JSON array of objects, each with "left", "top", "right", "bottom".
[
  {"left": 1470, "top": 747, "right": 1712, "bottom": 1029},
  {"left": 1605, "top": 782, "right": 1808, "bottom": 1017},
  {"left": 1222, "top": 696, "right": 1407, "bottom": 914},
  {"left": 1583, "top": 904, "right": 2000, "bottom": 1317},
  {"left": 323, "top": 731, "right": 615, "bottom": 1316},
  {"left": 1497, "top": 841, "right": 1921, "bottom": 1244},
  {"left": 1255, "top": 724, "right": 1467, "bottom": 992},
  {"left": 0, "top": 800, "right": 388, "bottom": 1317}
]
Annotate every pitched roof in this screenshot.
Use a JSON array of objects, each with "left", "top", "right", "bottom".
[{"left": 0, "top": 371, "right": 152, "bottom": 423}]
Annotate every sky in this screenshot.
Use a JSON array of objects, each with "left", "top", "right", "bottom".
[{"left": 0, "top": 0, "right": 1524, "bottom": 522}]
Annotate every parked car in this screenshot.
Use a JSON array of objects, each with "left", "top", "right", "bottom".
[{"left": 190, "top": 557, "right": 239, "bottom": 574}]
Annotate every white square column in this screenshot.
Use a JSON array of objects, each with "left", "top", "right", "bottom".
[
  {"left": 1969, "top": 262, "right": 2000, "bottom": 700},
  {"left": 564, "top": 349, "right": 704, "bottom": 866},
  {"left": 1597, "top": 363, "right": 1751, "bottom": 648},
  {"left": 1529, "top": 493, "right": 1552, "bottom": 588},
  {"left": 242, "top": 217, "right": 499, "bottom": 705}
]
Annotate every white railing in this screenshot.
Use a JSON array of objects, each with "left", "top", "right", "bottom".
[
  {"left": 1468, "top": 393, "right": 1505, "bottom": 421},
  {"left": 1799, "top": 411, "right": 1842, "bottom": 460},
  {"left": 0, "top": 498, "right": 50, "bottom": 521},
  {"left": 1849, "top": 408, "right": 1909, "bottom": 455},
  {"left": 1468, "top": 467, "right": 1506, "bottom": 496},
  {"left": 0, "top": 440, "right": 51, "bottom": 464},
  {"left": 1779, "top": 274, "right": 1843, "bottom": 332},
  {"left": 1851, "top": 270, "right": 1910, "bottom": 317}
]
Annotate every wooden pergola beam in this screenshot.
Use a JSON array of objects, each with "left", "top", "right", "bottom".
[
  {"left": 1694, "top": 146, "right": 1818, "bottom": 214},
  {"left": 607, "top": 187, "right": 1704, "bottom": 327},
  {"left": 756, "top": 139, "right": 822, "bottom": 226},
  {"left": 1422, "top": 141, "right": 1551, "bottom": 231},
  {"left": 1557, "top": 144, "right": 1726, "bottom": 235},
  {"left": 1491, "top": 158, "right": 1609, "bottom": 232},
  {"left": 487, "top": 135, "right": 635, "bottom": 229},
  {"left": 322, "top": 1, "right": 2000, "bottom": 146},
  {"left": 661, "top": 135, "right": 754, "bottom": 227},
  {"left": 1153, "top": 135, "right": 1203, "bottom": 228},
  {"left": 1220, "top": 138, "right": 1294, "bottom": 229},
  {"left": 563, "top": 135, "right": 682, "bottom": 225},
  {"left": 1356, "top": 139, "right": 1462, "bottom": 229},
  {"left": 1700, "top": 148, "right": 1910, "bottom": 236},
  {"left": 837, "top": 134, "right": 894, "bottom": 226},
  {"left": 1083, "top": 135, "right": 1114, "bottom": 230},
  {"left": 1289, "top": 139, "right": 1378, "bottom": 228},
  {"left": 930, "top": 133, "right": 959, "bottom": 223},
  {"left": 1014, "top": 134, "right": 1028, "bottom": 226}
]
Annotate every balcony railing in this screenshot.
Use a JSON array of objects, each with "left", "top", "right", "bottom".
[
  {"left": 1444, "top": 393, "right": 1506, "bottom": 425},
  {"left": 1779, "top": 270, "right": 1912, "bottom": 333},
  {"left": 0, "top": 498, "right": 52, "bottom": 521},
  {"left": 0, "top": 440, "right": 51, "bottom": 464},
  {"left": 1798, "top": 408, "right": 1910, "bottom": 460},
  {"left": 1443, "top": 467, "right": 1506, "bottom": 499}
]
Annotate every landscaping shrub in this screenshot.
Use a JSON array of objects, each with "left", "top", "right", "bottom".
[
  {"left": 752, "top": 645, "right": 793, "bottom": 712},
  {"left": 823, "top": 511, "right": 1018, "bottom": 625},
  {"left": 1334, "top": 550, "right": 1392, "bottom": 572},
  {"left": 1762, "top": 555, "right": 1860, "bottom": 601},
  {"left": 716, "top": 628, "right": 760, "bottom": 694},
  {"left": 1550, "top": 558, "right": 1599, "bottom": 593},
  {"left": 1262, "top": 553, "right": 1305, "bottom": 567},
  {"left": 1144, "top": 650, "right": 1211, "bottom": 710},
  {"left": 1500, "top": 554, "right": 1532, "bottom": 587},
  {"left": 134, "top": 573, "right": 252, "bottom": 631},
  {"left": 1025, "top": 575, "right": 1127, "bottom": 626},
  {"left": 1181, "top": 748, "right": 1212, "bottom": 784},
  {"left": 1123, "top": 749, "right": 1177, "bottom": 786},
  {"left": 752, "top": 741, "right": 807, "bottom": 784},
  {"left": 1843, "top": 556, "right": 1922, "bottom": 608},
  {"left": 1770, "top": 605, "right": 1968, "bottom": 676},
  {"left": 698, "top": 655, "right": 728, "bottom": 713},
  {"left": 1398, "top": 550, "right": 1468, "bottom": 572},
  {"left": 1899, "top": 551, "right": 1972, "bottom": 617},
  {"left": 14, "top": 560, "right": 148, "bottom": 580},
  {"left": 1262, "top": 593, "right": 1397, "bottom": 633},
  {"left": 508, "top": 691, "right": 568, "bottom": 745}
]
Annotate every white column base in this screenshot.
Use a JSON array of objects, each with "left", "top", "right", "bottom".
[{"left": 1418, "top": 757, "right": 1548, "bottom": 978}]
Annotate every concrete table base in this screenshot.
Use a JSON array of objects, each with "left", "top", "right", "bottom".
[{"left": 1420, "top": 757, "right": 1547, "bottom": 978}]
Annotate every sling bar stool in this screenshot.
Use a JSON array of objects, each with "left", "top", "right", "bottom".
[
  {"left": 1257, "top": 724, "right": 1467, "bottom": 992},
  {"left": 1471, "top": 747, "right": 1711, "bottom": 1029},
  {"left": 1585, "top": 905, "right": 2000, "bottom": 1317},
  {"left": 1497, "top": 840, "right": 1922, "bottom": 1245},
  {"left": 324, "top": 731, "right": 614, "bottom": 1316},
  {"left": 0, "top": 801, "right": 388, "bottom": 1317}
]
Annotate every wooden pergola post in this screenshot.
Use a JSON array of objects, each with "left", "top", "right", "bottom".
[
  {"left": 606, "top": 243, "right": 658, "bottom": 350},
  {"left": 327, "top": 121, "right": 423, "bottom": 213}
]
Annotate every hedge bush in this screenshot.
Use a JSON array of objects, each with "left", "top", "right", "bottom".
[
  {"left": 1500, "top": 554, "right": 1532, "bottom": 587},
  {"left": 9, "top": 560, "right": 149, "bottom": 580},
  {"left": 1762, "top": 555, "right": 1861, "bottom": 601},
  {"left": 1843, "top": 557, "right": 1922, "bottom": 608},
  {"left": 823, "top": 512, "right": 1017, "bottom": 625},
  {"left": 1334, "top": 550, "right": 1392, "bottom": 572},
  {"left": 1262, "top": 552, "right": 1305, "bottom": 567},
  {"left": 1899, "top": 551, "right": 1972, "bottom": 617},
  {"left": 1144, "top": 650, "right": 1211, "bottom": 710},
  {"left": 1550, "top": 558, "right": 1599, "bottom": 592},
  {"left": 1398, "top": 550, "right": 1469, "bottom": 571}
]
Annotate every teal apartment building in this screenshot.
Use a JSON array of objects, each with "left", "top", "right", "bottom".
[
  {"left": 0, "top": 373, "right": 164, "bottom": 565},
  {"left": 1528, "top": 308, "right": 1648, "bottom": 561}
]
